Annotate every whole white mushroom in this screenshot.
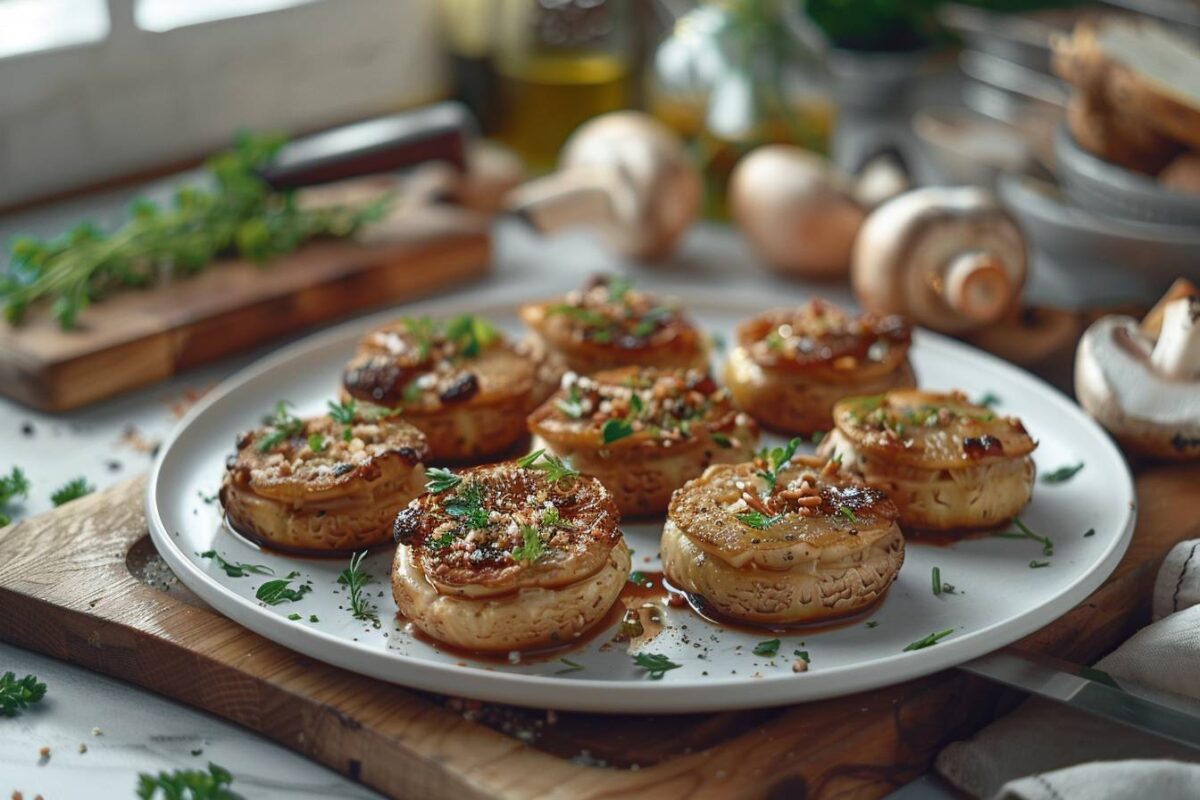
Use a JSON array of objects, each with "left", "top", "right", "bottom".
[
  {"left": 729, "top": 145, "right": 866, "bottom": 279},
  {"left": 1075, "top": 290, "right": 1200, "bottom": 459}
]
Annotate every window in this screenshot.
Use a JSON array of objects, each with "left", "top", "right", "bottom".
[
  {"left": 133, "top": 0, "right": 320, "bottom": 32},
  {"left": 0, "top": 0, "right": 109, "bottom": 59}
]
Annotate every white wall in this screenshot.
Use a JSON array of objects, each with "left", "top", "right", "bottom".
[{"left": 0, "top": 0, "right": 447, "bottom": 207}]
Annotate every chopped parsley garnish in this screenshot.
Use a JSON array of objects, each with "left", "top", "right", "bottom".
[
  {"left": 287, "top": 613, "right": 301, "bottom": 621},
  {"left": 606, "top": 275, "right": 634, "bottom": 302},
  {"left": 136, "top": 762, "right": 240, "bottom": 800},
  {"left": 753, "top": 438, "right": 801, "bottom": 496},
  {"left": 309, "top": 614, "right": 319, "bottom": 623},
  {"left": 737, "top": 511, "right": 784, "bottom": 530},
  {"left": 255, "top": 572, "right": 310, "bottom": 605},
  {"left": 932, "top": 566, "right": 943, "bottom": 596},
  {"left": 0, "top": 671, "right": 47, "bottom": 717},
  {"left": 1042, "top": 462, "right": 1084, "bottom": 484},
  {"left": 793, "top": 649, "right": 810, "bottom": 663},
  {"left": 547, "top": 304, "right": 609, "bottom": 327},
  {"left": 198, "top": 550, "right": 274, "bottom": 578},
  {"left": 511, "top": 525, "right": 546, "bottom": 564},
  {"left": 425, "top": 467, "right": 462, "bottom": 494},
  {"left": 50, "top": 476, "right": 93, "bottom": 506},
  {"left": 753, "top": 639, "right": 781, "bottom": 657},
  {"left": 326, "top": 398, "right": 356, "bottom": 441},
  {"left": 601, "top": 418, "right": 635, "bottom": 444},
  {"left": 711, "top": 432, "right": 733, "bottom": 448},
  {"left": 1029, "top": 560, "right": 1051, "bottom": 569},
  {"left": 255, "top": 400, "right": 305, "bottom": 452},
  {"left": 632, "top": 652, "right": 682, "bottom": 680},
  {"left": 556, "top": 658, "right": 584, "bottom": 674},
  {"left": 1084, "top": 528, "right": 1095, "bottom": 537},
  {"left": 628, "top": 570, "right": 648, "bottom": 585},
  {"left": 443, "top": 482, "right": 489, "bottom": 529},
  {"left": 306, "top": 433, "right": 327, "bottom": 453},
  {"left": 993, "top": 517, "right": 1054, "bottom": 557},
  {"left": 540, "top": 506, "right": 573, "bottom": 528},
  {"left": 401, "top": 379, "right": 422, "bottom": 404},
  {"left": 516, "top": 449, "right": 579, "bottom": 484},
  {"left": 977, "top": 392, "right": 1001, "bottom": 407},
  {"left": 865, "top": 620, "right": 879, "bottom": 629},
  {"left": 338, "top": 550, "right": 377, "bottom": 623},
  {"left": 837, "top": 505, "right": 859, "bottom": 525},
  {"left": 444, "top": 313, "right": 499, "bottom": 358},
  {"left": 903, "top": 629, "right": 954, "bottom": 651},
  {"left": 555, "top": 384, "right": 585, "bottom": 419}
]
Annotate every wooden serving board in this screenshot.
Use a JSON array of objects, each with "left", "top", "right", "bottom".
[
  {"left": 0, "top": 205, "right": 490, "bottom": 412},
  {"left": 1, "top": 464, "right": 1197, "bottom": 800}
]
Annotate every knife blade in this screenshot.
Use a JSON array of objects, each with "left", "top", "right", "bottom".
[{"left": 961, "top": 648, "right": 1200, "bottom": 749}]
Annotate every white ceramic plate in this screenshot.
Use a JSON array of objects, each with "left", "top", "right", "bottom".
[{"left": 147, "top": 286, "right": 1135, "bottom": 713}]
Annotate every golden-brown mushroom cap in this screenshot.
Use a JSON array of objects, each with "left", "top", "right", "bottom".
[
  {"left": 830, "top": 389, "right": 1036, "bottom": 469},
  {"left": 393, "top": 461, "right": 622, "bottom": 598},
  {"left": 519, "top": 275, "right": 707, "bottom": 372},
  {"left": 736, "top": 300, "right": 912, "bottom": 382}
]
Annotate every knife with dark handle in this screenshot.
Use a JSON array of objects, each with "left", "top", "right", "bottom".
[
  {"left": 961, "top": 648, "right": 1200, "bottom": 749},
  {"left": 258, "top": 101, "right": 475, "bottom": 191}
]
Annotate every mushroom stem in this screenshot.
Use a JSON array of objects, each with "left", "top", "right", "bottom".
[
  {"left": 1150, "top": 296, "right": 1200, "bottom": 380},
  {"left": 941, "top": 251, "right": 1013, "bottom": 324},
  {"left": 505, "top": 168, "right": 620, "bottom": 235}
]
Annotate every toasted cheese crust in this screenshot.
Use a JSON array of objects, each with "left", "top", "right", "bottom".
[{"left": 519, "top": 274, "right": 708, "bottom": 374}]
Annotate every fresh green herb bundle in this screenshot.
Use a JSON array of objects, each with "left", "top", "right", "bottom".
[
  {"left": 0, "top": 671, "right": 47, "bottom": 717},
  {"left": 2, "top": 132, "right": 391, "bottom": 329},
  {"left": 137, "top": 762, "right": 242, "bottom": 800}
]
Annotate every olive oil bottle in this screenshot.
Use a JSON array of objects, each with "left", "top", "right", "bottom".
[{"left": 491, "top": 0, "right": 633, "bottom": 172}]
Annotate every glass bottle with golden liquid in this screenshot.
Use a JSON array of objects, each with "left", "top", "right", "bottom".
[{"left": 491, "top": 0, "right": 634, "bottom": 173}]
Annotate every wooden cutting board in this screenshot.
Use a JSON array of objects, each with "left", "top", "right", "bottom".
[
  {"left": 0, "top": 204, "right": 490, "bottom": 412},
  {"left": 1, "top": 464, "right": 1196, "bottom": 800}
]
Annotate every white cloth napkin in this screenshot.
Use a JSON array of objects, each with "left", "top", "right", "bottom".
[{"left": 935, "top": 539, "right": 1200, "bottom": 799}]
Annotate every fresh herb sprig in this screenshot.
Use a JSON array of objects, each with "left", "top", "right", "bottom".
[
  {"left": 0, "top": 466, "right": 30, "bottom": 525},
  {"left": 137, "top": 762, "right": 242, "bottom": 800},
  {"left": 256, "top": 401, "right": 304, "bottom": 452},
  {"left": 735, "top": 438, "right": 801, "bottom": 529},
  {"left": 516, "top": 449, "right": 579, "bottom": 484},
  {"left": 425, "top": 467, "right": 463, "bottom": 494},
  {"left": 753, "top": 639, "right": 782, "bottom": 657},
  {"left": 444, "top": 313, "right": 499, "bottom": 358},
  {"left": 994, "top": 517, "right": 1053, "bottom": 557},
  {"left": 3, "top": 132, "right": 391, "bottom": 330},
  {"left": 632, "top": 652, "right": 682, "bottom": 680},
  {"left": 1042, "top": 462, "right": 1084, "bottom": 484},
  {"left": 198, "top": 551, "right": 274, "bottom": 578},
  {"left": 338, "top": 550, "right": 377, "bottom": 624},
  {"left": 50, "top": 476, "right": 93, "bottom": 506},
  {"left": 327, "top": 399, "right": 356, "bottom": 441},
  {"left": 903, "top": 629, "right": 954, "bottom": 651},
  {"left": 0, "top": 672, "right": 47, "bottom": 717},
  {"left": 256, "top": 572, "right": 310, "bottom": 605}
]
